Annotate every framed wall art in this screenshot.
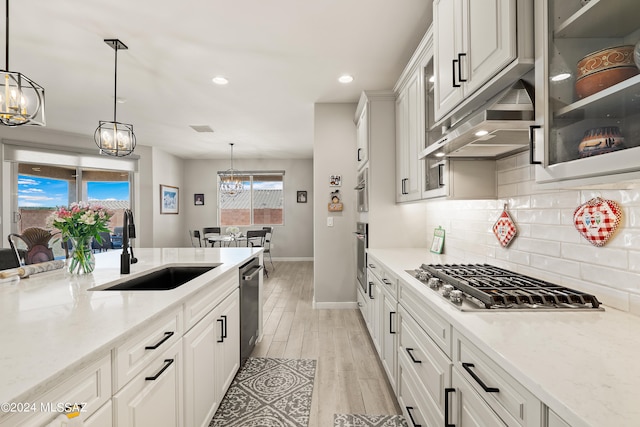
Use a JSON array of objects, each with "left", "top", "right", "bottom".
[
  {"left": 329, "top": 175, "right": 342, "bottom": 187},
  {"left": 194, "top": 193, "right": 204, "bottom": 206},
  {"left": 297, "top": 191, "right": 307, "bottom": 203},
  {"left": 160, "top": 184, "right": 179, "bottom": 214}
]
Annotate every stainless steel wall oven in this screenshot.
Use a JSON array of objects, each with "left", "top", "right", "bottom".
[{"left": 355, "top": 222, "right": 368, "bottom": 293}]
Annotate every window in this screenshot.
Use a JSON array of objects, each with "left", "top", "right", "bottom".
[{"left": 218, "top": 172, "right": 284, "bottom": 226}]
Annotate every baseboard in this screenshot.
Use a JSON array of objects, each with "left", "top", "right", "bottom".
[{"left": 312, "top": 301, "right": 358, "bottom": 309}]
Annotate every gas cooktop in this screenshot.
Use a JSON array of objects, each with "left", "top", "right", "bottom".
[{"left": 406, "top": 264, "right": 603, "bottom": 312}]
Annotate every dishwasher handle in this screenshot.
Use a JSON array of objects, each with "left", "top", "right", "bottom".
[{"left": 243, "top": 265, "right": 264, "bottom": 281}]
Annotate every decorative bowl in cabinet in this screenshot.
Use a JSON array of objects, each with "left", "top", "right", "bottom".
[
  {"left": 575, "top": 45, "right": 639, "bottom": 99},
  {"left": 578, "top": 127, "right": 624, "bottom": 158}
]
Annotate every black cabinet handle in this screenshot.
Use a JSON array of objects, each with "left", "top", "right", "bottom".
[
  {"left": 462, "top": 362, "right": 499, "bottom": 393},
  {"left": 457, "top": 53, "right": 467, "bottom": 82},
  {"left": 368, "top": 263, "right": 376, "bottom": 269},
  {"left": 406, "top": 406, "right": 421, "bottom": 427},
  {"left": 438, "top": 163, "right": 445, "bottom": 187},
  {"left": 452, "top": 59, "right": 460, "bottom": 88},
  {"left": 444, "top": 388, "right": 455, "bottom": 427},
  {"left": 145, "top": 331, "right": 174, "bottom": 350},
  {"left": 217, "top": 315, "right": 228, "bottom": 343},
  {"left": 145, "top": 359, "right": 174, "bottom": 381},
  {"left": 382, "top": 278, "right": 392, "bottom": 286},
  {"left": 368, "top": 282, "right": 374, "bottom": 299},
  {"left": 406, "top": 348, "right": 422, "bottom": 364},
  {"left": 529, "top": 125, "right": 542, "bottom": 165},
  {"left": 357, "top": 148, "right": 362, "bottom": 162},
  {"left": 389, "top": 311, "right": 396, "bottom": 334}
]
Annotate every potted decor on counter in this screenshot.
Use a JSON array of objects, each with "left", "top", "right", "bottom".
[{"left": 47, "top": 202, "right": 113, "bottom": 275}]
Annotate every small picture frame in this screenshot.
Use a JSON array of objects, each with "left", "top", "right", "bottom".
[
  {"left": 297, "top": 191, "right": 308, "bottom": 203},
  {"left": 430, "top": 226, "right": 445, "bottom": 254},
  {"left": 160, "top": 184, "right": 179, "bottom": 214},
  {"left": 329, "top": 175, "right": 342, "bottom": 187},
  {"left": 194, "top": 193, "right": 205, "bottom": 206}
]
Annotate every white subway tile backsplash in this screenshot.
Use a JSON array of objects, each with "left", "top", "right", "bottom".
[{"left": 421, "top": 152, "right": 640, "bottom": 315}]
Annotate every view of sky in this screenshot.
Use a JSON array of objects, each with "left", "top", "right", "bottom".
[{"left": 18, "top": 175, "right": 129, "bottom": 208}]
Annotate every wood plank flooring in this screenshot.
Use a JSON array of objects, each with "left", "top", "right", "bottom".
[{"left": 251, "top": 261, "right": 401, "bottom": 427}]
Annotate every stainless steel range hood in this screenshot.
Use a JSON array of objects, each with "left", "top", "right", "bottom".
[{"left": 420, "top": 80, "right": 535, "bottom": 159}]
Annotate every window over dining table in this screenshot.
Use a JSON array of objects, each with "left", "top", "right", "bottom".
[{"left": 218, "top": 171, "right": 284, "bottom": 226}]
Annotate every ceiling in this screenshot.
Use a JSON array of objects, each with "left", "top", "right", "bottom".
[{"left": 4, "top": 0, "right": 432, "bottom": 160}]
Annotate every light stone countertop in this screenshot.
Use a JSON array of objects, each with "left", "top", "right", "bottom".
[
  {"left": 368, "top": 248, "right": 640, "bottom": 427},
  {"left": 0, "top": 247, "right": 262, "bottom": 405}
]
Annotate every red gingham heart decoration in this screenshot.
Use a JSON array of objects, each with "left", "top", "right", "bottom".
[
  {"left": 493, "top": 207, "right": 517, "bottom": 248},
  {"left": 573, "top": 197, "right": 622, "bottom": 247}
]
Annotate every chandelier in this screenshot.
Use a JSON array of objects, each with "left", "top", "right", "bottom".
[
  {"left": 219, "top": 143, "right": 245, "bottom": 198},
  {"left": 0, "top": 0, "right": 45, "bottom": 126},
  {"left": 94, "top": 39, "right": 136, "bottom": 157}
]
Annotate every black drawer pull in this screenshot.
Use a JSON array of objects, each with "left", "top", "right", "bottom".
[
  {"left": 389, "top": 311, "right": 396, "bottom": 334},
  {"left": 457, "top": 53, "right": 467, "bottom": 82},
  {"left": 444, "top": 388, "right": 455, "bottom": 427},
  {"left": 529, "top": 125, "right": 542, "bottom": 165},
  {"left": 462, "top": 362, "right": 499, "bottom": 393},
  {"left": 406, "top": 348, "right": 422, "bottom": 364},
  {"left": 145, "top": 331, "right": 174, "bottom": 350},
  {"left": 145, "top": 359, "right": 174, "bottom": 381},
  {"left": 452, "top": 59, "right": 460, "bottom": 88},
  {"left": 406, "top": 406, "right": 421, "bottom": 427},
  {"left": 382, "top": 278, "right": 392, "bottom": 286},
  {"left": 368, "top": 282, "right": 374, "bottom": 299},
  {"left": 217, "top": 315, "right": 228, "bottom": 343}
]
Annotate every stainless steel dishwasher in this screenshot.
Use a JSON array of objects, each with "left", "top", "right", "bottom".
[{"left": 239, "top": 257, "right": 263, "bottom": 363}]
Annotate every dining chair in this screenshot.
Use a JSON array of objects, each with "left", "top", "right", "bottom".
[
  {"left": 189, "top": 229, "right": 202, "bottom": 247},
  {"left": 262, "top": 226, "right": 274, "bottom": 271},
  {"left": 8, "top": 227, "right": 60, "bottom": 265},
  {"left": 202, "top": 227, "right": 222, "bottom": 247},
  {"left": 245, "top": 229, "right": 267, "bottom": 248}
]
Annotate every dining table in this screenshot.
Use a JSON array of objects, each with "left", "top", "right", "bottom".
[{"left": 206, "top": 233, "right": 250, "bottom": 247}]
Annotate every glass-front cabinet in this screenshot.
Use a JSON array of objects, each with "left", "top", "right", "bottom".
[{"left": 534, "top": 0, "right": 640, "bottom": 183}]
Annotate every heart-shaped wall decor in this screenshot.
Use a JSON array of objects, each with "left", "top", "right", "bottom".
[
  {"left": 493, "top": 207, "right": 517, "bottom": 248},
  {"left": 573, "top": 197, "right": 622, "bottom": 247}
]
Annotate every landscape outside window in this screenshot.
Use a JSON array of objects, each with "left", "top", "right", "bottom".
[
  {"left": 17, "top": 164, "right": 130, "bottom": 257},
  {"left": 219, "top": 173, "right": 284, "bottom": 226}
]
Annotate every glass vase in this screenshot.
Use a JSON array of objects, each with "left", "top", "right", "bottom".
[{"left": 67, "top": 236, "right": 95, "bottom": 275}]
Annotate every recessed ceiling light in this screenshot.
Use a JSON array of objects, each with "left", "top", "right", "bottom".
[
  {"left": 338, "top": 75, "right": 354, "bottom": 84},
  {"left": 551, "top": 73, "right": 571, "bottom": 82},
  {"left": 212, "top": 76, "right": 229, "bottom": 85},
  {"left": 475, "top": 130, "right": 489, "bottom": 137}
]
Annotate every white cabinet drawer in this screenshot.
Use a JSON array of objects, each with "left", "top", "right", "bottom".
[
  {"left": 114, "top": 339, "right": 183, "bottom": 427},
  {"left": 114, "top": 308, "right": 183, "bottom": 390},
  {"left": 399, "top": 281, "right": 451, "bottom": 356},
  {"left": 397, "top": 352, "right": 439, "bottom": 427},
  {"left": 367, "top": 257, "right": 398, "bottom": 298},
  {"left": 453, "top": 330, "right": 541, "bottom": 426},
  {"left": 399, "top": 306, "right": 451, "bottom": 422},
  {"left": 184, "top": 269, "right": 238, "bottom": 332},
  {"left": 0, "top": 355, "right": 111, "bottom": 427},
  {"left": 547, "top": 407, "right": 570, "bottom": 427}
]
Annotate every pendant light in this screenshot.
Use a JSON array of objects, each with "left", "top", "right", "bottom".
[
  {"left": 219, "top": 143, "right": 245, "bottom": 198},
  {"left": 0, "top": 0, "right": 45, "bottom": 126},
  {"left": 94, "top": 39, "right": 136, "bottom": 157}
]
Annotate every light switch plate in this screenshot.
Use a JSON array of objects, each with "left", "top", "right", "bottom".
[{"left": 327, "top": 217, "right": 334, "bottom": 227}]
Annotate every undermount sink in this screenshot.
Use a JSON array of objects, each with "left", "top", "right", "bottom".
[{"left": 92, "top": 266, "right": 216, "bottom": 291}]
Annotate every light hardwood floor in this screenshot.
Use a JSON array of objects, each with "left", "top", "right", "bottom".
[{"left": 251, "top": 261, "right": 401, "bottom": 427}]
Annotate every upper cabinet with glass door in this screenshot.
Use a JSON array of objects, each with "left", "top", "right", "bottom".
[{"left": 533, "top": 0, "right": 640, "bottom": 183}]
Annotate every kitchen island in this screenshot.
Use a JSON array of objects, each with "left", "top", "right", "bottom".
[
  {"left": 367, "top": 248, "right": 640, "bottom": 427},
  {"left": 0, "top": 247, "right": 262, "bottom": 426}
]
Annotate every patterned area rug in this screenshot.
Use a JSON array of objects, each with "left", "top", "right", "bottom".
[
  {"left": 210, "top": 357, "right": 317, "bottom": 427},
  {"left": 334, "top": 414, "right": 408, "bottom": 427}
]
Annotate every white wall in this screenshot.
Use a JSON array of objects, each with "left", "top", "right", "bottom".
[
  {"left": 422, "top": 150, "right": 640, "bottom": 316},
  {"left": 182, "top": 158, "right": 313, "bottom": 259},
  {"left": 151, "top": 148, "right": 185, "bottom": 248},
  {"left": 313, "top": 103, "right": 358, "bottom": 307}
]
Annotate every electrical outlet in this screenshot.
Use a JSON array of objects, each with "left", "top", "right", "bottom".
[{"left": 327, "top": 217, "right": 334, "bottom": 227}]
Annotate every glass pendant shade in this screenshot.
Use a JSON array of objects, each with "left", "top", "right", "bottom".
[
  {"left": 0, "top": 0, "right": 45, "bottom": 126},
  {"left": 95, "top": 120, "right": 136, "bottom": 156},
  {"left": 95, "top": 39, "right": 135, "bottom": 157},
  {"left": 219, "top": 143, "right": 245, "bottom": 198}
]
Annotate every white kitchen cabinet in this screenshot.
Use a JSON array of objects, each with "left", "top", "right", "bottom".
[
  {"left": 84, "top": 400, "right": 113, "bottom": 427},
  {"left": 356, "top": 103, "right": 369, "bottom": 170},
  {"left": 114, "top": 339, "right": 183, "bottom": 427},
  {"left": 366, "top": 272, "right": 383, "bottom": 354},
  {"left": 395, "top": 64, "right": 424, "bottom": 202},
  {"left": 397, "top": 355, "right": 432, "bottom": 427},
  {"left": 0, "top": 355, "right": 112, "bottom": 427},
  {"left": 533, "top": 0, "right": 640, "bottom": 184},
  {"left": 451, "top": 368, "right": 507, "bottom": 427},
  {"left": 433, "top": 0, "right": 534, "bottom": 123},
  {"left": 183, "top": 289, "right": 239, "bottom": 427},
  {"left": 357, "top": 283, "right": 368, "bottom": 327},
  {"left": 546, "top": 407, "right": 571, "bottom": 427}
]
